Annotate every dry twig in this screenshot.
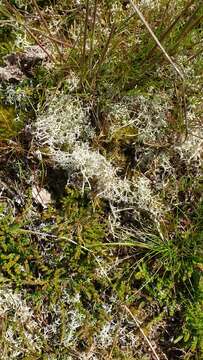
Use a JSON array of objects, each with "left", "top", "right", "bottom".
[
  {"left": 124, "top": 305, "right": 160, "bottom": 360},
  {"left": 129, "top": 0, "right": 184, "bottom": 80}
]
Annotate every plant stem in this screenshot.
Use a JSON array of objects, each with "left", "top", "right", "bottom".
[
  {"left": 129, "top": 0, "right": 184, "bottom": 79},
  {"left": 146, "top": 0, "right": 196, "bottom": 60},
  {"left": 31, "top": 0, "right": 64, "bottom": 60},
  {"left": 81, "top": 0, "right": 90, "bottom": 72}
]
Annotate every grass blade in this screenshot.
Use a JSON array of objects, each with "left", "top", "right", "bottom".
[{"left": 129, "top": 0, "right": 184, "bottom": 79}]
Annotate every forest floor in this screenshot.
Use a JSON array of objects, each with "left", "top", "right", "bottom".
[{"left": 0, "top": 1, "right": 203, "bottom": 359}]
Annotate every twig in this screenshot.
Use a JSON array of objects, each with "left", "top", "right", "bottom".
[
  {"left": 187, "top": 47, "right": 203, "bottom": 62},
  {"left": 30, "top": 26, "right": 72, "bottom": 47},
  {"left": 31, "top": 0, "right": 64, "bottom": 60},
  {"left": 187, "top": 131, "right": 203, "bottom": 140},
  {"left": 82, "top": 0, "right": 90, "bottom": 68},
  {"left": 89, "top": 0, "right": 98, "bottom": 70},
  {"left": 129, "top": 0, "right": 184, "bottom": 80},
  {"left": 23, "top": 24, "right": 55, "bottom": 62},
  {"left": 123, "top": 305, "right": 160, "bottom": 360},
  {"left": 92, "top": 22, "right": 116, "bottom": 75},
  {"left": 3, "top": 0, "right": 54, "bottom": 62},
  {"left": 146, "top": 0, "right": 196, "bottom": 59}
]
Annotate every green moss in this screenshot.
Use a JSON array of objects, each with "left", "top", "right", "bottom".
[{"left": 0, "top": 105, "right": 20, "bottom": 139}]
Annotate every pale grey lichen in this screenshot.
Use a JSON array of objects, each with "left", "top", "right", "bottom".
[
  {"left": 0, "top": 287, "right": 87, "bottom": 359},
  {"left": 0, "top": 288, "right": 43, "bottom": 359},
  {"left": 53, "top": 143, "right": 133, "bottom": 203},
  {"left": 108, "top": 94, "right": 171, "bottom": 143},
  {"left": 34, "top": 93, "right": 166, "bottom": 216},
  {"left": 55, "top": 146, "right": 164, "bottom": 217},
  {"left": 175, "top": 127, "right": 203, "bottom": 164},
  {"left": 35, "top": 93, "right": 93, "bottom": 149}
]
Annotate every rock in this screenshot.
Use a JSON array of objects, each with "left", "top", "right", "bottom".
[
  {"left": 0, "top": 45, "right": 48, "bottom": 82},
  {"left": 0, "top": 65, "right": 24, "bottom": 82}
]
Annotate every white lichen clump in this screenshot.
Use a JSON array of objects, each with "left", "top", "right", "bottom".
[
  {"left": 0, "top": 288, "right": 42, "bottom": 359},
  {"left": 54, "top": 144, "right": 133, "bottom": 203},
  {"left": 35, "top": 94, "right": 134, "bottom": 204},
  {"left": 1, "top": 84, "right": 29, "bottom": 107},
  {"left": 0, "top": 287, "right": 88, "bottom": 359},
  {"left": 108, "top": 94, "right": 171, "bottom": 143},
  {"left": 176, "top": 127, "right": 203, "bottom": 164},
  {"left": 0, "top": 288, "right": 36, "bottom": 326},
  {"left": 64, "top": 71, "right": 80, "bottom": 92},
  {"left": 42, "top": 291, "right": 84, "bottom": 348},
  {"left": 34, "top": 93, "right": 166, "bottom": 216},
  {"left": 138, "top": 0, "right": 160, "bottom": 9},
  {"left": 35, "top": 94, "right": 93, "bottom": 149},
  {"left": 134, "top": 175, "right": 162, "bottom": 215}
]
